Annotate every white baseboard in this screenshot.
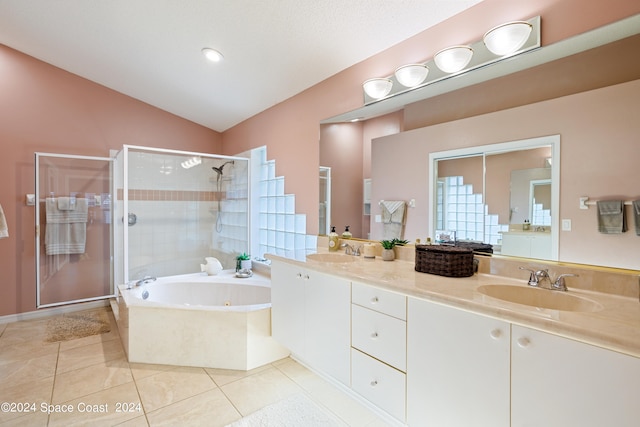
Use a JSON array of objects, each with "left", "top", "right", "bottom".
[{"left": 0, "top": 300, "right": 110, "bottom": 325}]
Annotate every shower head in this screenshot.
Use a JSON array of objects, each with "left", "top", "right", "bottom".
[{"left": 212, "top": 160, "right": 234, "bottom": 176}]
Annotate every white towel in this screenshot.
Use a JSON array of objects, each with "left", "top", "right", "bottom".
[
  {"left": 0, "top": 203, "right": 8, "bottom": 239},
  {"left": 45, "top": 198, "right": 88, "bottom": 255},
  {"left": 57, "top": 196, "right": 76, "bottom": 211},
  {"left": 381, "top": 200, "right": 406, "bottom": 240}
]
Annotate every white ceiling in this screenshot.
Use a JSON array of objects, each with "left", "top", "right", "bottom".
[{"left": 0, "top": 0, "right": 483, "bottom": 132}]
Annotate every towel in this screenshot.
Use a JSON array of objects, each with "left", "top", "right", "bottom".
[
  {"left": 633, "top": 200, "right": 640, "bottom": 236},
  {"left": 0, "top": 203, "right": 8, "bottom": 239},
  {"left": 597, "top": 200, "right": 626, "bottom": 234},
  {"left": 381, "top": 200, "right": 406, "bottom": 240},
  {"left": 57, "top": 196, "right": 76, "bottom": 211},
  {"left": 45, "top": 197, "right": 88, "bottom": 255}
]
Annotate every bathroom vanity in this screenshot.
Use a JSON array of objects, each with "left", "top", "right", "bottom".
[{"left": 269, "top": 252, "right": 640, "bottom": 427}]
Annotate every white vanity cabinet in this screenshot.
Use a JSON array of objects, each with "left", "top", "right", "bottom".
[
  {"left": 351, "top": 282, "right": 407, "bottom": 422},
  {"left": 511, "top": 326, "right": 640, "bottom": 427},
  {"left": 271, "top": 261, "right": 351, "bottom": 385},
  {"left": 501, "top": 232, "right": 551, "bottom": 259},
  {"left": 407, "top": 297, "right": 511, "bottom": 427}
]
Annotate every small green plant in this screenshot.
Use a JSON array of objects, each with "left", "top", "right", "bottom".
[
  {"left": 380, "top": 238, "right": 408, "bottom": 249},
  {"left": 236, "top": 252, "right": 251, "bottom": 261}
]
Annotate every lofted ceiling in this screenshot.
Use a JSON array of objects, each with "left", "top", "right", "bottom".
[{"left": 0, "top": 0, "right": 483, "bottom": 132}]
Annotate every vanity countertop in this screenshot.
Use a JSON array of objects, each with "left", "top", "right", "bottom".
[{"left": 267, "top": 251, "right": 640, "bottom": 358}]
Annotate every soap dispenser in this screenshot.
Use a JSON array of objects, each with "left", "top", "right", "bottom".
[
  {"left": 328, "top": 226, "right": 339, "bottom": 252},
  {"left": 342, "top": 226, "right": 352, "bottom": 239}
]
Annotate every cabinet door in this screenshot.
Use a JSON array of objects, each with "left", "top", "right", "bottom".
[
  {"left": 407, "top": 298, "right": 510, "bottom": 427},
  {"left": 528, "top": 234, "right": 551, "bottom": 259},
  {"left": 512, "top": 326, "right": 640, "bottom": 427},
  {"left": 271, "top": 261, "right": 305, "bottom": 357},
  {"left": 501, "top": 234, "right": 530, "bottom": 257},
  {"left": 304, "top": 270, "right": 351, "bottom": 386}
]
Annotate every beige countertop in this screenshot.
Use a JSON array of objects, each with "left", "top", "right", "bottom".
[{"left": 268, "top": 251, "right": 640, "bottom": 359}]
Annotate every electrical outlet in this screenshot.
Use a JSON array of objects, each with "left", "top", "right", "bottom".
[{"left": 562, "top": 219, "right": 572, "bottom": 231}]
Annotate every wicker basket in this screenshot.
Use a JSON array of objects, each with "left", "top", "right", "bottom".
[{"left": 415, "top": 245, "right": 474, "bottom": 277}]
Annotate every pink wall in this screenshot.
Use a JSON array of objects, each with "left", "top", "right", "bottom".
[
  {"left": 0, "top": 45, "right": 221, "bottom": 316},
  {"left": 371, "top": 79, "right": 640, "bottom": 270},
  {"left": 221, "top": 0, "right": 640, "bottom": 237}
]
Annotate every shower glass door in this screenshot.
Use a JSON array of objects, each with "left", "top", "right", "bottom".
[{"left": 35, "top": 153, "right": 115, "bottom": 308}]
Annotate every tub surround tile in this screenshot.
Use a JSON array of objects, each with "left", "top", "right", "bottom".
[
  {"left": 135, "top": 366, "right": 218, "bottom": 413},
  {"left": 145, "top": 388, "right": 241, "bottom": 427},
  {"left": 220, "top": 367, "right": 303, "bottom": 416},
  {"left": 52, "top": 357, "right": 133, "bottom": 404}
]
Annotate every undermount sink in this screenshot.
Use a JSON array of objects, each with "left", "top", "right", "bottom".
[
  {"left": 306, "top": 253, "right": 358, "bottom": 263},
  {"left": 477, "top": 284, "right": 603, "bottom": 312}
]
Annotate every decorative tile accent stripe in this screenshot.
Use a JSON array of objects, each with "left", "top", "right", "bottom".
[{"left": 117, "top": 189, "right": 223, "bottom": 201}]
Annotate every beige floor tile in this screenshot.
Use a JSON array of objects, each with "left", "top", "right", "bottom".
[
  {"left": 0, "top": 339, "right": 59, "bottom": 365},
  {"left": 47, "top": 381, "right": 142, "bottom": 427},
  {"left": 0, "top": 376, "right": 54, "bottom": 425},
  {"left": 136, "top": 366, "right": 217, "bottom": 413},
  {"left": 52, "top": 357, "right": 133, "bottom": 404},
  {"left": 205, "top": 363, "right": 272, "bottom": 387},
  {"left": 146, "top": 388, "right": 241, "bottom": 427},
  {"left": 128, "top": 362, "right": 175, "bottom": 382},
  {"left": 56, "top": 338, "right": 125, "bottom": 374},
  {"left": 0, "top": 409, "right": 49, "bottom": 427},
  {"left": 0, "top": 352, "right": 58, "bottom": 388},
  {"left": 113, "top": 415, "right": 149, "bottom": 426},
  {"left": 0, "top": 320, "right": 49, "bottom": 346},
  {"left": 0, "top": 322, "right": 7, "bottom": 336},
  {"left": 274, "top": 357, "right": 318, "bottom": 388},
  {"left": 220, "top": 366, "right": 303, "bottom": 416}
]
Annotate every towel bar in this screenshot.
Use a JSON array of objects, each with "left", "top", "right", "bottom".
[{"left": 579, "top": 196, "right": 634, "bottom": 210}]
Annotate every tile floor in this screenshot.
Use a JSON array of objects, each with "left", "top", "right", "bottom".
[{"left": 0, "top": 307, "right": 390, "bottom": 426}]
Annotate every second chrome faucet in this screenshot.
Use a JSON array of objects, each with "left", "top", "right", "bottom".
[{"left": 519, "top": 267, "right": 578, "bottom": 291}]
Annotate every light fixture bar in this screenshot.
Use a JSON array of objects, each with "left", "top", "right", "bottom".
[{"left": 362, "top": 16, "right": 540, "bottom": 105}]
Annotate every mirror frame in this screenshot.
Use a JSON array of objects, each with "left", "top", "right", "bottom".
[{"left": 428, "top": 135, "right": 560, "bottom": 260}]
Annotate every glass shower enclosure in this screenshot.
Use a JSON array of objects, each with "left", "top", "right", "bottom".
[{"left": 115, "top": 146, "right": 249, "bottom": 284}]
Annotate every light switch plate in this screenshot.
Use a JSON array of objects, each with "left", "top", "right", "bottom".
[
  {"left": 375, "top": 214, "right": 382, "bottom": 223},
  {"left": 562, "top": 219, "right": 572, "bottom": 231}
]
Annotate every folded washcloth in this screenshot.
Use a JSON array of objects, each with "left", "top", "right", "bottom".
[
  {"left": 633, "top": 200, "right": 640, "bottom": 236},
  {"left": 57, "top": 197, "right": 77, "bottom": 211},
  {"left": 597, "top": 200, "right": 627, "bottom": 234},
  {"left": 0, "top": 203, "right": 8, "bottom": 239}
]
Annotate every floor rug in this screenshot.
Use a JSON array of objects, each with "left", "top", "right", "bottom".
[
  {"left": 45, "top": 310, "right": 111, "bottom": 342},
  {"left": 226, "top": 393, "right": 347, "bottom": 427}
]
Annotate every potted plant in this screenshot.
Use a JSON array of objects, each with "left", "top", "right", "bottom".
[
  {"left": 236, "top": 252, "right": 251, "bottom": 271},
  {"left": 379, "top": 238, "right": 409, "bottom": 261}
]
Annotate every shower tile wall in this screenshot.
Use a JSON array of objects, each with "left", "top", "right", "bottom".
[{"left": 126, "top": 151, "right": 248, "bottom": 279}]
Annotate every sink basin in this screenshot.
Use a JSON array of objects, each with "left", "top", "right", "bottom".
[
  {"left": 477, "top": 284, "right": 603, "bottom": 312},
  {"left": 306, "top": 253, "right": 358, "bottom": 263}
]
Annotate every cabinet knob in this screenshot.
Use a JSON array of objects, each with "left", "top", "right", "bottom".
[
  {"left": 517, "top": 337, "right": 531, "bottom": 348},
  {"left": 303, "top": 274, "right": 310, "bottom": 280},
  {"left": 371, "top": 332, "right": 379, "bottom": 339},
  {"left": 370, "top": 380, "right": 378, "bottom": 387},
  {"left": 371, "top": 296, "right": 379, "bottom": 303},
  {"left": 490, "top": 329, "right": 502, "bottom": 340},
  {"left": 296, "top": 273, "right": 302, "bottom": 279}
]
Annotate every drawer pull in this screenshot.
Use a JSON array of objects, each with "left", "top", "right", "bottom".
[
  {"left": 370, "top": 380, "right": 378, "bottom": 387},
  {"left": 371, "top": 296, "right": 379, "bottom": 303},
  {"left": 517, "top": 337, "right": 531, "bottom": 348},
  {"left": 296, "top": 273, "right": 302, "bottom": 279},
  {"left": 371, "top": 332, "right": 379, "bottom": 339},
  {"left": 303, "top": 274, "right": 310, "bottom": 280},
  {"left": 490, "top": 329, "right": 502, "bottom": 340}
]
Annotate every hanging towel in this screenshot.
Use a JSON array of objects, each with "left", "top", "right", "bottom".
[
  {"left": 0, "top": 203, "right": 8, "bottom": 239},
  {"left": 57, "top": 196, "right": 76, "bottom": 211},
  {"left": 45, "top": 197, "right": 88, "bottom": 255},
  {"left": 381, "top": 200, "right": 406, "bottom": 240},
  {"left": 633, "top": 200, "right": 640, "bottom": 236},
  {"left": 596, "top": 200, "right": 627, "bottom": 234}
]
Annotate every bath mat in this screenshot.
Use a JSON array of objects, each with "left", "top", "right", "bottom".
[
  {"left": 45, "top": 310, "right": 111, "bottom": 342},
  {"left": 226, "top": 393, "right": 347, "bottom": 427}
]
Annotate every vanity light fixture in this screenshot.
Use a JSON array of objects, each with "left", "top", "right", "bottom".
[
  {"left": 434, "top": 45, "right": 474, "bottom": 73},
  {"left": 395, "top": 64, "right": 429, "bottom": 87},
  {"left": 484, "top": 21, "right": 533, "bottom": 56},
  {"left": 362, "top": 78, "right": 393, "bottom": 99},
  {"left": 202, "top": 48, "right": 224, "bottom": 63}
]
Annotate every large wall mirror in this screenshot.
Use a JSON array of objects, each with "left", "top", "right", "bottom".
[{"left": 429, "top": 135, "right": 560, "bottom": 261}]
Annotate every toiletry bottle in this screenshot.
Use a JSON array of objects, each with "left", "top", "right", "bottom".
[
  {"left": 328, "top": 226, "right": 339, "bottom": 252},
  {"left": 342, "top": 226, "right": 352, "bottom": 239},
  {"left": 523, "top": 220, "right": 531, "bottom": 231}
]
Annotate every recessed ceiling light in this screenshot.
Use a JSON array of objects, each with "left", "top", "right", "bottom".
[{"left": 202, "top": 48, "right": 224, "bottom": 62}]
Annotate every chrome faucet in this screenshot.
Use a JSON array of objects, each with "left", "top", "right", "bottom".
[
  {"left": 551, "top": 274, "right": 578, "bottom": 291},
  {"left": 519, "top": 267, "right": 539, "bottom": 287},
  {"left": 519, "top": 267, "right": 578, "bottom": 291},
  {"left": 135, "top": 275, "right": 156, "bottom": 287},
  {"left": 341, "top": 243, "right": 361, "bottom": 256}
]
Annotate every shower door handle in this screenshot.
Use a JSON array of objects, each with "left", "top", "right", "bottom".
[{"left": 127, "top": 213, "right": 137, "bottom": 226}]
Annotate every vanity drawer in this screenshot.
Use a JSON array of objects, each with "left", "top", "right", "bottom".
[
  {"left": 352, "top": 348, "right": 406, "bottom": 422},
  {"left": 352, "top": 304, "right": 406, "bottom": 371},
  {"left": 352, "top": 281, "right": 407, "bottom": 320}
]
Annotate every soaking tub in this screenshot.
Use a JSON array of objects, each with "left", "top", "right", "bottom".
[{"left": 112, "top": 270, "right": 289, "bottom": 370}]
